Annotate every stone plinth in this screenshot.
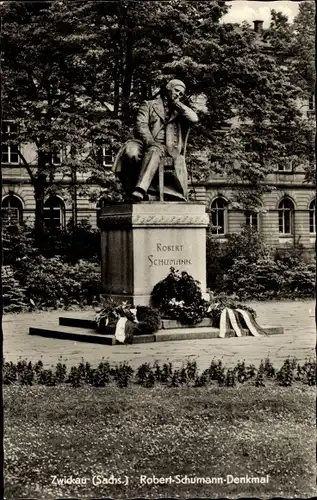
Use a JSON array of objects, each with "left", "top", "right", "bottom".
[{"left": 98, "top": 202, "right": 209, "bottom": 305}]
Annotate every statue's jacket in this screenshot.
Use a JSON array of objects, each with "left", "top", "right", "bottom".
[{"left": 113, "top": 97, "right": 198, "bottom": 198}]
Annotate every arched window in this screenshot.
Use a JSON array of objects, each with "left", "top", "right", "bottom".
[
  {"left": 309, "top": 199, "right": 315, "bottom": 234},
  {"left": 2, "top": 194, "right": 23, "bottom": 225},
  {"left": 96, "top": 198, "right": 107, "bottom": 225},
  {"left": 278, "top": 198, "right": 294, "bottom": 235},
  {"left": 245, "top": 211, "right": 259, "bottom": 231},
  {"left": 210, "top": 197, "right": 228, "bottom": 235},
  {"left": 44, "top": 195, "right": 65, "bottom": 228}
]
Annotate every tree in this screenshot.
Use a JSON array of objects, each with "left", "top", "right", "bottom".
[
  {"left": 1, "top": 1, "right": 124, "bottom": 236},
  {"left": 64, "top": 0, "right": 302, "bottom": 209},
  {"left": 264, "top": 2, "right": 315, "bottom": 184},
  {"left": 167, "top": 13, "right": 315, "bottom": 206}
]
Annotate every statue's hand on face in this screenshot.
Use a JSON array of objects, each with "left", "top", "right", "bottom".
[{"left": 167, "top": 85, "right": 185, "bottom": 107}]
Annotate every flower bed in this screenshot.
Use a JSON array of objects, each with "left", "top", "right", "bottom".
[{"left": 2, "top": 357, "right": 316, "bottom": 388}]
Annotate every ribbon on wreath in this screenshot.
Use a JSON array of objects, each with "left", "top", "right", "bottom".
[
  {"left": 218, "top": 307, "right": 267, "bottom": 338},
  {"left": 114, "top": 309, "right": 138, "bottom": 344}
]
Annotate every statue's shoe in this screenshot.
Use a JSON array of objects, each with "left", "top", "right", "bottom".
[{"left": 131, "top": 190, "right": 144, "bottom": 201}]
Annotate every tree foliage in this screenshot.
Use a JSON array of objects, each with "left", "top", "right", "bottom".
[
  {"left": 264, "top": 2, "right": 315, "bottom": 184},
  {"left": 1, "top": 0, "right": 315, "bottom": 232}
]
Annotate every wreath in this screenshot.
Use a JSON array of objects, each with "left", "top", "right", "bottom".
[
  {"left": 95, "top": 298, "right": 161, "bottom": 343},
  {"left": 206, "top": 296, "right": 256, "bottom": 328},
  {"left": 151, "top": 267, "right": 209, "bottom": 325}
]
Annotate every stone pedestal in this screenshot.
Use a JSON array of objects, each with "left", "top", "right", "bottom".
[{"left": 98, "top": 202, "right": 209, "bottom": 305}]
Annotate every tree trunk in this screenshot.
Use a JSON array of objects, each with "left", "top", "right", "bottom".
[
  {"left": 121, "top": 30, "right": 133, "bottom": 120},
  {"left": 34, "top": 173, "right": 47, "bottom": 241},
  {"left": 71, "top": 167, "right": 78, "bottom": 228},
  {"left": 113, "top": 56, "right": 121, "bottom": 118}
]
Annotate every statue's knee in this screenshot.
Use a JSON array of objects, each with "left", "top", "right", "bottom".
[{"left": 125, "top": 143, "right": 142, "bottom": 161}]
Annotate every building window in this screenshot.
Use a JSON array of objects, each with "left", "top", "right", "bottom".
[
  {"left": 2, "top": 194, "right": 23, "bottom": 225},
  {"left": 245, "top": 211, "right": 259, "bottom": 231},
  {"left": 278, "top": 198, "right": 294, "bottom": 235},
  {"left": 210, "top": 197, "right": 228, "bottom": 235},
  {"left": 277, "top": 160, "right": 293, "bottom": 172},
  {"left": 44, "top": 151, "right": 62, "bottom": 165},
  {"left": 102, "top": 146, "right": 113, "bottom": 168},
  {"left": 44, "top": 196, "right": 65, "bottom": 228},
  {"left": 1, "top": 122, "right": 19, "bottom": 164},
  {"left": 306, "top": 94, "right": 315, "bottom": 117},
  {"left": 309, "top": 199, "right": 315, "bottom": 234}
]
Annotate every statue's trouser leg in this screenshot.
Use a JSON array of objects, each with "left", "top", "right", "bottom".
[
  {"left": 118, "top": 141, "right": 143, "bottom": 193},
  {"left": 135, "top": 145, "right": 166, "bottom": 194}
]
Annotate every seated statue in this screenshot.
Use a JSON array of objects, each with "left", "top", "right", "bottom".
[{"left": 113, "top": 79, "right": 198, "bottom": 201}]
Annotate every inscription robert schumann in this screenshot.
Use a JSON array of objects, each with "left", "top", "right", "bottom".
[{"left": 148, "top": 243, "right": 192, "bottom": 268}]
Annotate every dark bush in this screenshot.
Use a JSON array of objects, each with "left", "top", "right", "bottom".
[
  {"left": 255, "top": 361, "right": 266, "bottom": 387},
  {"left": 3, "top": 221, "right": 100, "bottom": 266},
  {"left": 55, "top": 360, "right": 67, "bottom": 384},
  {"left": 2, "top": 225, "right": 40, "bottom": 267},
  {"left": 225, "top": 368, "right": 236, "bottom": 387},
  {"left": 222, "top": 258, "right": 285, "bottom": 300},
  {"left": 206, "top": 227, "right": 315, "bottom": 300},
  {"left": 221, "top": 258, "right": 315, "bottom": 300},
  {"left": 11, "top": 256, "right": 101, "bottom": 309},
  {"left": 37, "top": 369, "right": 57, "bottom": 386},
  {"left": 206, "top": 227, "right": 271, "bottom": 291},
  {"left": 90, "top": 362, "right": 111, "bottom": 387},
  {"left": 136, "top": 363, "right": 155, "bottom": 387},
  {"left": 185, "top": 360, "right": 198, "bottom": 381},
  {"left": 2, "top": 266, "right": 29, "bottom": 312},
  {"left": 3, "top": 362, "right": 17, "bottom": 384},
  {"left": 194, "top": 369, "right": 209, "bottom": 387},
  {"left": 276, "top": 358, "right": 295, "bottom": 387},
  {"left": 38, "top": 221, "right": 101, "bottom": 263},
  {"left": 2, "top": 221, "right": 102, "bottom": 311},
  {"left": 282, "top": 263, "right": 316, "bottom": 297},
  {"left": 113, "top": 363, "right": 134, "bottom": 388}
]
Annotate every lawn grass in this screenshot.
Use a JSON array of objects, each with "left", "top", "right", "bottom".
[{"left": 3, "top": 383, "right": 316, "bottom": 499}]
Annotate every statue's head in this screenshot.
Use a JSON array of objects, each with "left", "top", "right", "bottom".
[{"left": 165, "top": 79, "right": 186, "bottom": 102}]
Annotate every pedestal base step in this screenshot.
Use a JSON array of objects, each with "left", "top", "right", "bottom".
[
  {"left": 58, "top": 316, "right": 216, "bottom": 330},
  {"left": 29, "top": 326, "right": 155, "bottom": 345},
  {"left": 29, "top": 323, "right": 283, "bottom": 345}
]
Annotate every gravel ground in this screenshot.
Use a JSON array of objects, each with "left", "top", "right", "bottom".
[{"left": 3, "top": 300, "right": 315, "bottom": 370}]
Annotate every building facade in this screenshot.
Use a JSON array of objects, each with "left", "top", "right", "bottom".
[{"left": 2, "top": 129, "right": 315, "bottom": 259}]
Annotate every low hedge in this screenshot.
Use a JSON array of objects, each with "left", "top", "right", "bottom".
[{"left": 3, "top": 357, "right": 316, "bottom": 388}]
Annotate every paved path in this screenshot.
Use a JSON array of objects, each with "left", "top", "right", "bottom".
[{"left": 3, "top": 301, "right": 316, "bottom": 370}]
